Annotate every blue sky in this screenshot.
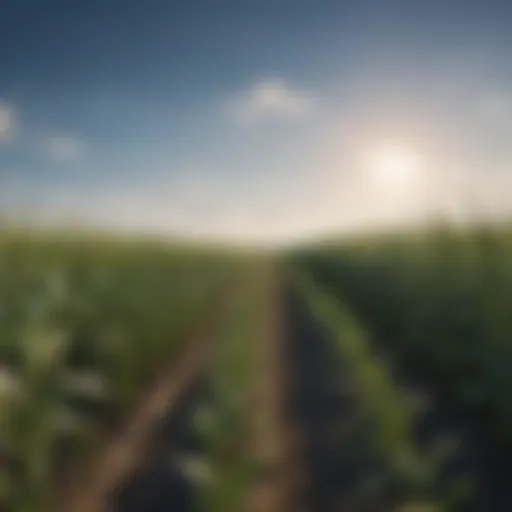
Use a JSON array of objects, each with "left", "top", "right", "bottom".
[{"left": 1, "top": 0, "right": 512, "bottom": 242}]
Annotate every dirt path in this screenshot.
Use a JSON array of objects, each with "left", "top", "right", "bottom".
[
  {"left": 246, "top": 279, "right": 297, "bottom": 512},
  {"left": 108, "top": 374, "right": 207, "bottom": 512},
  {"left": 55, "top": 297, "right": 227, "bottom": 512}
]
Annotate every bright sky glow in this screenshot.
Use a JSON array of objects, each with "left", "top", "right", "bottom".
[
  {"left": 1, "top": 1, "right": 512, "bottom": 244},
  {"left": 370, "top": 143, "right": 421, "bottom": 188}
]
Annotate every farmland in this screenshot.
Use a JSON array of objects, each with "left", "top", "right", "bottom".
[
  {"left": 290, "top": 222, "right": 512, "bottom": 510},
  {"left": 2, "top": 222, "right": 512, "bottom": 511},
  {"left": 0, "top": 227, "right": 238, "bottom": 511}
]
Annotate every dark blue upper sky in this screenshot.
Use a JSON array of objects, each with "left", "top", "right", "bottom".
[{"left": 1, "top": 0, "right": 512, "bottom": 241}]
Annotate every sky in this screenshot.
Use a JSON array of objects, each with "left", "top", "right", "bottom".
[{"left": 1, "top": 0, "right": 512, "bottom": 244}]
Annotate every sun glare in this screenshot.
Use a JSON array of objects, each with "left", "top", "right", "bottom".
[{"left": 370, "top": 143, "right": 420, "bottom": 187}]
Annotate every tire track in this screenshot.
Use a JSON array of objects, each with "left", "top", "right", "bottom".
[{"left": 55, "top": 293, "right": 229, "bottom": 512}]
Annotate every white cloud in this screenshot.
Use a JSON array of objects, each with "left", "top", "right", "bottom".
[
  {"left": 0, "top": 103, "right": 15, "bottom": 141},
  {"left": 230, "top": 78, "right": 316, "bottom": 123},
  {"left": 44, "top": 135, "right": 86, "bottom": 161}
]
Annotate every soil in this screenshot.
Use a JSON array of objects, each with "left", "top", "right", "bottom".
[
  {"left": 55, "top": 278, "right": 512, "bottom": 512},
  {"left": 55, "top": 296, "right": 226, "bottom": 512},
  {"left": 283, "top": 286, "right": 380, "bottom": 512},
  {"left": 108, "top": 280, "right": 296, "bottom": 512},
  {"left": 245, "top": 281, "right": 296, "bottom": 512}
]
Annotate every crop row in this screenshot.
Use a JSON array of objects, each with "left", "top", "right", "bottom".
[
  {"left": 293, "top": 224, "right": 512, "bottom": 448},
  {"left": 293, "top": 269, "right": 467, "bottom": 510},
  {"left": 190, "top": 263, "right": 274, "bottom": 512},
  {"left": 0, "top": 230, "right": 234, "bottom": 511}
]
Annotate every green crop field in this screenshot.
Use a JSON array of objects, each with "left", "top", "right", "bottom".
[
  {"left": 0, "top": 227, "right": 238, "bottom": 511},
  {"left": 292, "top": 222, "right": 512, "bottom": 444},
  {"left": 2, "top": 222, "right": 512, "bottom": 512},
  {"left": 290, "top": 221, "right": 512, "bottom": 509}
]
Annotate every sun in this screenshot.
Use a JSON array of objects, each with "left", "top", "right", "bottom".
[{"left": 370, "top": 143, "right": 420, "bottom": 187}]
